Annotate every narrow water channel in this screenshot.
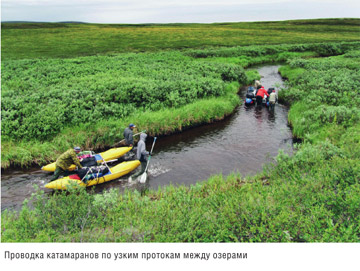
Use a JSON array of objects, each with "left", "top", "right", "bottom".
[{"left": 1, "top": 65, "right": 293, "bottom": 211}]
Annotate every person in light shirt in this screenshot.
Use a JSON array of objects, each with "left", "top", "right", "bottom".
[{"left": 269, "top": 90, "right": 278, "bottom": 110}]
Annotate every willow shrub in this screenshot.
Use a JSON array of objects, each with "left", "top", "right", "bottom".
[
  {"left": 279, "top": 53, "right": 360, "bottom": 141},
  {"left": 1, "top": 52, "right": 246, "bottom": 141},
  {"left": 184, "top": 42, "right": 360, "bottom": 59},
  {"left": 1, "top": 82, "right": 240, "bottom": 168}
]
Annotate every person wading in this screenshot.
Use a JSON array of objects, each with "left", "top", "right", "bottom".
[
  {"left": 269, "top": 89, "right": 278, "bottom": 110},
  {"left": 256, "top": 86, "right": 269, "bottom": 106},
  {"left": 123, "top": 123, "right": 136, "bottom": 148},
  {"left": 50, "top": 147, "right": 83, "bottom": 182},
  {"left": 255, "top": 80, "right": 262, "bottom": 90},
  {"left": 128, "top": 133, "right": 149, "bottom": 182}
]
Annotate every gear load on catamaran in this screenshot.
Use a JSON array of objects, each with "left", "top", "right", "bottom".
[
  {"left": 41, "top": 146, "right": 133, "bottom": 172},
  {"left": 245, "top": 85, "right": 276, "bottom": 107},
  {"left": 45, "top": 160, "right": 140, "bottom": 190},
  {"left": 245, "top": 86, "right": 257, "bottom": 105}
]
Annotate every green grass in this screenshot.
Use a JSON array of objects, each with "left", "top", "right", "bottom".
[
  {"left": 278, "top": 66, "right": 305, "bottom": 82},
  {"left": 195, "top": 51, "right": 318, "bottom": 68},
  {"left": 2, "top": 18, "right": 360, "bottom": 60}
]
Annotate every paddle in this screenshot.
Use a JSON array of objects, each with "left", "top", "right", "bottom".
[{"left": 139, "top": 137, "right": 157, "bottom": 184}]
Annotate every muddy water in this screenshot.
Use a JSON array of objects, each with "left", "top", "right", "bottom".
[{"left": 1, "top": 65, "right": 293, "bottom": 211}]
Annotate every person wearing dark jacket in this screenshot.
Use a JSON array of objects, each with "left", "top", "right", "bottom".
[
  {"left": 129, "top": 133, "right": 149, "bottom": 181},
  {"left": 256, "top": 86, "right": 269, "bottom": 106},
  {"left": 123, "top": 123, "right": 136, "bottom": 147},
  {"left": 50, "top": 147, "right": 83, "bottom": 181}
]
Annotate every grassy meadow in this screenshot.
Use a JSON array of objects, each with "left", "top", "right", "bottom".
[
  {"left": 2, "top": 18, "right": 360, "bottom": 60},
  {"left": 1, "top": 18, "right": 360, "bottom": 242}
]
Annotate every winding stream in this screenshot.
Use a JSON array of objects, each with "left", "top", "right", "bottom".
[{"left": 1, "top": 65, "right": 293, "bottom": 211}]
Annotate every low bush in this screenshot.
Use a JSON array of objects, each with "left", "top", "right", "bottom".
[{"left": 1, "top": 52, "right": 246, "bottom": 141}]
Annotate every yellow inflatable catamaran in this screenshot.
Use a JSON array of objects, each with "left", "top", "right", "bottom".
[
  {"left": 45, "top": 160, "right": 140, "bottom": 190},
  {"left": 41, "top": 147, "right": 132, "bottom": 172}
]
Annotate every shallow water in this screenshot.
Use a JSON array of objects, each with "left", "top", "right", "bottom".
[{"left": 1, "top": 65, "right": 293, "bottom": 211}]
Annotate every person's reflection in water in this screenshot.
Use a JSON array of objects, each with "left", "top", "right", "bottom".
[
  {"left": 254, "top": 106, "right": 263, "bottom": 120},
  {"left": 138, "top": 179, "right": 150, "bottom": 196},
  {"left": 268, "top": 108, "right": 276, "bottom": 123}
]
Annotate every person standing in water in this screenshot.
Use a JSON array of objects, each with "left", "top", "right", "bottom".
[
  {"left": 255, "top": 86, "right": 269, "bottom": 106},
  {"left": 269, "top": 89, "right": 278, "bottom": 110},
  {"left": 123, "top": 123, "right": 136, "bottom": 147},
  {"left": 50, "top": 147, "right": 83, "bottom": 181},
  {"left": 128, "top": 133, "right": 149, "bottom": 181},
  {"left": 255, "top": 80, "right": 261, "bottom": 90}
]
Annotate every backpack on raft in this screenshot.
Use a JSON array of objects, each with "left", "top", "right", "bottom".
[
  {"left": 74, "top": 165, "right": 110, "bottom": 183},
  {"left": 246, "top": 86, "right": 256, "bottom": 99},
  {"left": 246, "top": 92, "right": 255, "bottom": 99},
  {"left": 80, "top": 156, "right": 98, "bottom": 167}
]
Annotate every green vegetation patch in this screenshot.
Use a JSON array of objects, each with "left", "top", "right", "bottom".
[
  {"left": 1, "top": 78, "right": 241, "bottom": 168},
  {"left": 279, "top": 53, "right": 360, "bottom": 142},
  {"left": 1, "top": 52, "right": 245, "bottom": 142},
  {"left": 2, "top": 19, "right": 360, "bottom": 60}
]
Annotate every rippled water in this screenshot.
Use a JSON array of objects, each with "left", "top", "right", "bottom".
[{"left": 1, "top": 65, "right": 293, "bottom": 211}]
